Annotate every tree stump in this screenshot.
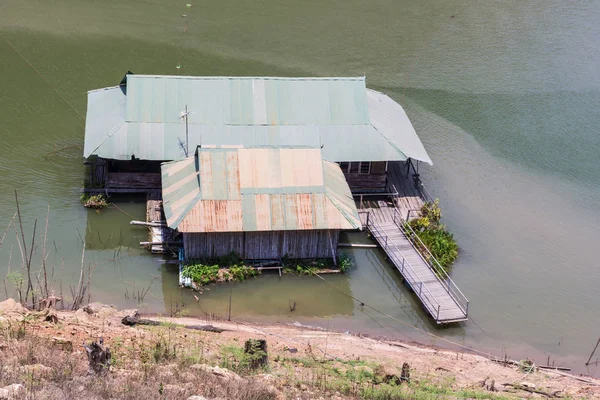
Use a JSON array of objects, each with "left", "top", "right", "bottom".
[
  {"left": 244, "top": 339, "right": 268, "bottom": 369},
  {"left": 83, "top": 339, "right": 111, "bottom": 375},
  {"left": 400, "top": 362, "right": 410, "bottom": 383}
]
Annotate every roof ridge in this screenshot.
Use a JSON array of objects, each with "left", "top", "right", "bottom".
[
  {"left": 129, "top": 75, "right": 366, "bottom": 81},
  {"left": 325, "top": 193, "right": 361, "bottom": 230}
]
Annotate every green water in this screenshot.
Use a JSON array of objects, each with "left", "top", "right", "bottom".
[{"left": 1, "top": 0, "right": 600, "bottom": 375}]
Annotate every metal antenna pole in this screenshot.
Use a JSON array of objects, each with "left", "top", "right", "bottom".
[
  {"left": 185, "top": 104, "right": 189, "bottom": 156},
  {"left": 179, "top": 105, "right": 192, "bottom": 157}
]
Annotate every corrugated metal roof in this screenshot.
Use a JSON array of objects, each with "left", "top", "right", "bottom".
[
  {"left": 126, "top": 75, "right": 369, "bottom": 125},
  {"left": 83, "top": 86, "right": 127, "bottom": 158},
  {"left": 83, "top": 75, "right": 431, "bottom": 164},
  {"left": 367, "top": 89, "right": 432, "bottom": 165},
  {"left": 162, "top": 147, "right": 361, "bottom": 232}
]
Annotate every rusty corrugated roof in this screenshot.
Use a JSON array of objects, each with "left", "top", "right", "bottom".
[{"left": 161, "top": 147, "right": 361, "bottom": 232}]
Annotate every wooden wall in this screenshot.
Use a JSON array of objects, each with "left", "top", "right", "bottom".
[
  {"left": 183, "top": 229, "right": 340, "bottom": 260},
  {"left": 344, "top": 173, "right": 387, "bottom": 191},
  {"left": 343, "top": 161, "right": 388, "bottom": 192}
]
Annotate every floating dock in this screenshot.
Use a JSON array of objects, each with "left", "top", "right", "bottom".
[
  {"left": 354, "top": 164, "right": 468, "bottom": 324},
  {"left": 360, "top": 202, "right": 468, "bottom": 324},
  {"left": 143, "top": 194, "right": 177, "bottom": 254}
]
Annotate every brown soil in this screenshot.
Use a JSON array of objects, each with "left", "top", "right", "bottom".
[{"left": 0, "top": 299, "right": 598, "bottom": 399}]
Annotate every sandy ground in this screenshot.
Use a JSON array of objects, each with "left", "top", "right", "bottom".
[{"left": 1, "top": 299, "right": 598, "bottom": 399}]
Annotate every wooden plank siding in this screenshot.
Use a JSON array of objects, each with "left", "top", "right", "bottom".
[
  {"left": 342, "top": 161, "right": 388, "bottom": 192},
  {"left": 183, "top": 229, "right": 340, "bottom": 260},
  {"left": 344, "top": 173, "right": 387, "bottom": 191}
]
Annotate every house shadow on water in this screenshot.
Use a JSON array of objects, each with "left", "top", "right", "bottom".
[
  {"left": 158, "top": 262, "right": 355, "bottom": 321},
  {"left": 84, "top": 196, "right": 148, "bottom": 251}
]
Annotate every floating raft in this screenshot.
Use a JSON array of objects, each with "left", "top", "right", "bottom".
[{"left": 138, "top": 195, "right": 178, "bottom": 254}]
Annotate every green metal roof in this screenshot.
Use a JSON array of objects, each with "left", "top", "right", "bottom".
[
  {"left": 161, "top": 147, "right": 361, "bottom": 232},
  {"left": 84, "top": 75, "right": 431, "bottom": 164},
  {"left": 126, "top": 75, "right": 369, "bottom": 125}
]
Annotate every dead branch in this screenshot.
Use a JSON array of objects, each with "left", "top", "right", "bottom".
[
  {"left": 121, "top": 312, "right": 225, "bottom": 332},
  {"left": 41, "top": 205, "right": 50, "bottom": 299},
  {"left": 0, "top": 212, "right": 16, "bottom": 248},
  {"left": 502, "top": 383, "right": 562, "bottom": 398}
]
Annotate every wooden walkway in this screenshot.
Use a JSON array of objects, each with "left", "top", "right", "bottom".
[
  {"left": 359, "top": 199, "right": 468, "bottom": 324},
  {"left": 145, "top": 194, "right": 177, "bottom": 254}
]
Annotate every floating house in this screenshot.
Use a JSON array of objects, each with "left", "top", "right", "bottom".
[
  {"left": 82, "top": 74, "right": 471, "bottom": 323},
  {"left": 83, "top": 74, "right": 431, "bottom": 194},
  {"left": 161, "top": 147, "right": 360, "bottom": 260}
]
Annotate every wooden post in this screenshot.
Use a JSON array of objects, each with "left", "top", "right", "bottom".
[
  {"left": 365, "top": 212, "right": 370, "bottom": 229},
  {"left": 84, "top": 339, "right": 111, "bottom": 376},
  {"left": 586, "top": 337, "right": 600, "bottom": 366},
  {"left": 244, "top": 339, "right": 268, "bottom": 369}
]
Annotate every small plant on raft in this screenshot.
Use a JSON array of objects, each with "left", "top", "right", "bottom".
[
  {"left": 281, "top": 253, "right": 354, "bottom": 274},
  {"left": 338, "top": 251, "right": 354, "bottom": 273},
  {"left": 80, "top": 194, "right": 108, "bottom": 210},
  {"left": 406, "top": 199, "right": 458, "bottom": 274},
  {"left": 181, "top": 252, "right": 260, "bottom": 287},
  {"left": 182, "top": 263, "right": 220, "bottom": 286}
]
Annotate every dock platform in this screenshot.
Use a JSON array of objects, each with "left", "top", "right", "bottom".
[
  {"left": 145, "top": 194, "right": 177, "bottom": 254},
  {"left": 360, "top": 203, "right": 468, "bottom": 323},
  {"left": 356, "top": 163, "right": 469, "bottom": 324}
]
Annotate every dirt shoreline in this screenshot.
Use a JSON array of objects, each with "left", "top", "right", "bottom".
[{"left": 0, "top": 299, "right": 598, "bottom": 399}]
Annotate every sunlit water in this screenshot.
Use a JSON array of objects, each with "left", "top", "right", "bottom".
[{"left": 1, "top": 0, "right": 599, "bottom": 375}]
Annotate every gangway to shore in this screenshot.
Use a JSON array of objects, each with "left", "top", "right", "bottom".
[{"left": 360, "top": 202, "right": 468, "bottom": 324}]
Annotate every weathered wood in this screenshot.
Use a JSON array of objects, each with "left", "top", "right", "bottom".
[
  {"left": 83, "top": 340, "right": 111, "bottom": 376},
  {"left": 362, "top": 203, "right": 468, "bottom": 324},
  {"left": 344, "top": 173, "right": 387, "bottom": 192},
  {"left": 586, "top": 337, "right": 600, "bottom": 366},
  {"left": 121, "top": 313, "right": 226, "bottom": 332},
  {"left": 502, "top": 383, "right": 563, "bottom": 398},
  {"left": 106, "top": 172, "right": 161, "bottom": 190},
  {"left": 183, "top": 229, "right": 340, "bottom": 260},
  {"left": 131, "top": 221, "right": 166, "bottom": 227},
  {"left": 244, "top": 339, "right": 268, "bottom": 369},
  {"left": 144, "top": 199, "right": 176, "bottom": 254},
  {"left": 140, "top": 241, "right": 181, "bottom": 246}
]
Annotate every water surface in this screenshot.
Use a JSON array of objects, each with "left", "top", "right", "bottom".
[{"left": 1, "top": 0, "right": 599, "bottom": 375}]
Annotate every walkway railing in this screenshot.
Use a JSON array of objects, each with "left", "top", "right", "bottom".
[
  {"left": 367, "top": 219, "right": 445, "bottom": 321},
  {"left": 392, "top": 208, "right": 469, "bottom": 317}
]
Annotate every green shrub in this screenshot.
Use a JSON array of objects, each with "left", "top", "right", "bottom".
[
  {"left": 407, "top": 199, "right": 459, "bottom": 274},
  {"left": 183, "top": 261, "right": 259, "bottom": 286},
  {"left": 227, "top": 265, "right": 259, "bottom": 281},
  {"left": 338, "top": 252, "right": 354, "bottom": 273},
  {"left": 80, "top": 194, "right": 108, "bottom": 209},
  {"left": 182, "top": 263, "right": 220, "bottom": 285}
]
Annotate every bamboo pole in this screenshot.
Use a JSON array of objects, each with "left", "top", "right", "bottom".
[{"left": 586, "top": 337, "right": 600, "bottom": 366}]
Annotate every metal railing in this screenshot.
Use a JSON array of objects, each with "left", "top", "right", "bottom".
[
  {"left": 392, "top": 208, "right": 469, "bottom": 317},
  {"left": 367, "top": 219, "right": 445, "bottom": 321}
]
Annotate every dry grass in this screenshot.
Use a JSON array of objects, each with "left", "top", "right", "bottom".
[
  {"left": 0, "top": 320, "right": 277, "bottom": 400},
  {"left": 0, "top": 306, "right": 593, "bottom": 400}
]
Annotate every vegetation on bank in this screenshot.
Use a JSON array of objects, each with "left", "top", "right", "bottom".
[
  {"left": 0, "top": 307, "right": 528, "bottom": 400},
  {"left": 405, "top": 200, "right": 459, "bottom": 274},
  {"left": 80, "top": 193, "right": 108, "bottom": 210}
]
